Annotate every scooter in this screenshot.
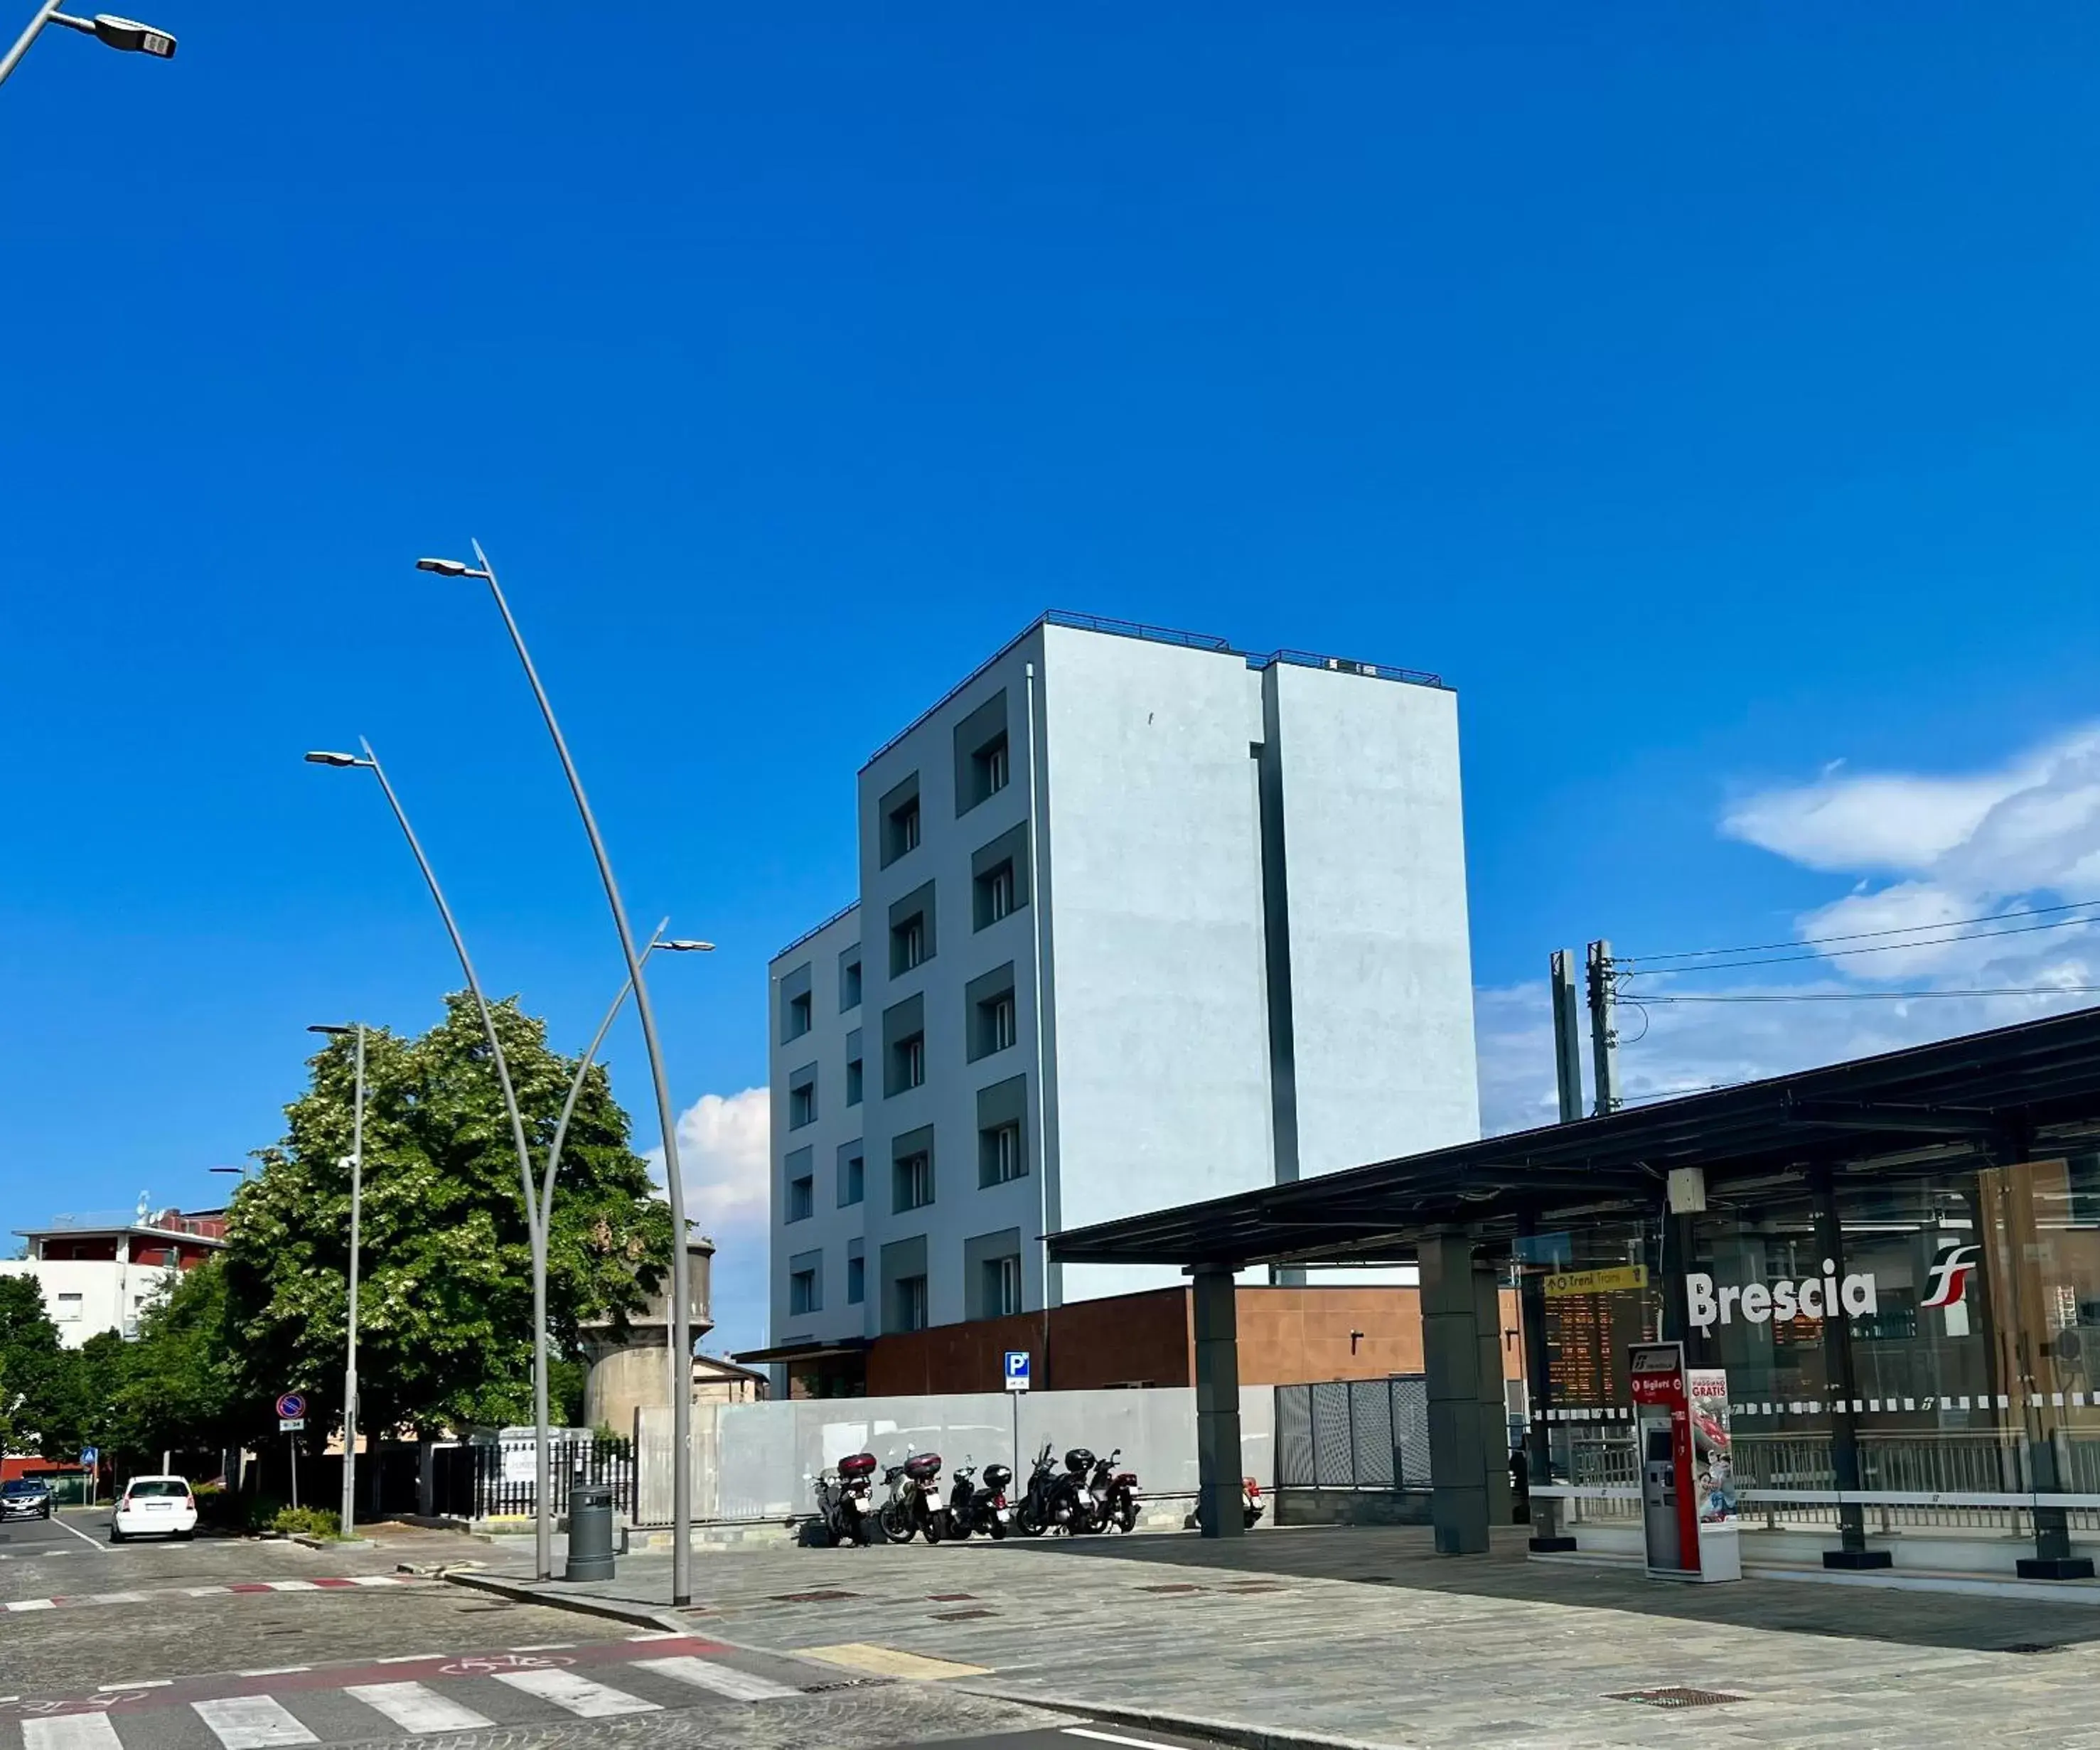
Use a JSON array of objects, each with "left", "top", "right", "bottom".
[
  {"left": 878, "top": 1450, "right": 950, "bottom": 1544},
  {"left": 1086, "top": 1448, "right": 1140, "bottom": 1534},
  {"left": 1013, "top": 1442, "right": 1065, "bottom": 1536},
  {"left": 1242, "top": 1476, "right": 1264, "bottom": 1530},
  {"left": 801, "top": 1451, "right": 882, "bottom": 1547},
  {"left": 945, "top": 1461, "right": 1015, "bottom": 1539}
]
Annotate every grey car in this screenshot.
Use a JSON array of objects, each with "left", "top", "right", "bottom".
[{"left": 1, "top": 1478, "right": 53, "bottom": 1520}]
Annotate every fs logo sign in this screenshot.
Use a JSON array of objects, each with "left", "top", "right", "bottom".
[{"left": 1922, "top": 1243, "right": 1980, "bottom": 1311}]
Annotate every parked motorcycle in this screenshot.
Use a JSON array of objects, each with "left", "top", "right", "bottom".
[
  {"left": 1084, "top": 1448, "right": 1140, "bottom": 1534},
  {"left": 1013, "top": 1442, "right": 1066, "bottom": 1536},
  {"left": 878, "top": 1450, "right": 950, "bottom": 1544},
  {"left": 945, "top": 1461, "right": 1015, "bottom": 1540},
  {"left": 1058, "top": 1446, "right": 1103, "bottom": 1532},
  {"left": 1242, "top": 1476, "right": 1264, "bottom": 1530},
  {"left": 801, "top": 1451, "right": 882, "bottom": 1547}
]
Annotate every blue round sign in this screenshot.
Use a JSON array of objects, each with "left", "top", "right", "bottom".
[{"left": 275, "top": 1392, "right": 306, "bottom": 1420}]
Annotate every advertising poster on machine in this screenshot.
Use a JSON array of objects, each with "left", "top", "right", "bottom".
[{"left": 1687, "top": 1369, "right": 1736, "bottom": 1528}]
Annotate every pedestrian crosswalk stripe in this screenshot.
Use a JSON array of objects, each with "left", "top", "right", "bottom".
[
  {"left": 191, "top": 1696, "right": 319, "bottom": 1749},
  {"left": 491, "top": 1669, "right": 661, "bottom": 1719},
  {"left": 23, "top": 1715, "right": 123, "bottom": 1750},
  {"left": 631, "top": 1655, "right": 799, "bottom": 1703},
  {"left": 343, "top": 1682, "right": 494, "bottom": 1734}
]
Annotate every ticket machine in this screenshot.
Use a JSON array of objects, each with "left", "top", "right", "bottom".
[{"left": 1628, "top": 1341, "right": 1739, "bottom": 1582}]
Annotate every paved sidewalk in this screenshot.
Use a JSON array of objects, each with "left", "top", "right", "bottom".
[{"left": 472, "top": 1523, "right": 2100, "bottom": 1748}]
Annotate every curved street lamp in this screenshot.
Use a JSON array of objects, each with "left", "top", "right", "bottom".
[
  {"left": 304, "top": 741, "right": 550, "bottom": 1574},
  {"left": 1, "top": 6, "right": 175, "bottom": 89},
  {"left": 416, "top": 542, "right": 705, "bottom": 1607}
]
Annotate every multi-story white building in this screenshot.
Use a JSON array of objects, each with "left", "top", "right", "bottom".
[
  {"left": 761, "top": 612, "right": 1479, "bottom": 1388},
  {"left": 0, "top": 1209, "right": 226, "bottom": 1348}
]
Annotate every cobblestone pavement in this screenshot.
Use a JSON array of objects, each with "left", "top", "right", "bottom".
[{"left": 491, "top": 1523, "right": 2100, "bottom": 1747}]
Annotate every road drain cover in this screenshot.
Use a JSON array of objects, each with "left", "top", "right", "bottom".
[
  {"left": 800, "top": 1678, "right": 893, "bottom": 1693},
  {"left": 2003, "top": 1643, "right": 2064, "bottom": 1655},
  {"left": 1609, "top": 1688, "right": 1745, "bottom": 1709},
  {"left": 931, "top": 1607, "right": 997, "bottom": 1621},
  {"left": 769, "top": 1589, "right": 861, "bottom": 1603},
  {"left": 1138, "top": 1584, "right": 1200, "bottom": 1594}
]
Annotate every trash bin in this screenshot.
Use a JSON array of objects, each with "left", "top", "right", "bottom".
[{"left": 565, "top": 1483, "right": 617, "bottom": 1582}]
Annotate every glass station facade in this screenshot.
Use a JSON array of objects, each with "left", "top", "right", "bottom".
[{"left": 1536, "top": 1157, "right": 2100, "bottom": 1501}]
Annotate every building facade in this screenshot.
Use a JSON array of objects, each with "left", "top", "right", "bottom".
[
  {"left": 762, "top": 612, "right": 1479, "bottom": 1387},
  {"left": 0, "top": 1210, "right": 226, "bottom": 1348}
]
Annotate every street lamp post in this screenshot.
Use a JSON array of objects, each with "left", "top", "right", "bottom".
[
  {"left": 542, "top": 924, "right": 712, "bottom": 1460},
  {"left": 417, "top": 542, "right": 703, "bottom": 1607},
  {"left": 1, "top": 5, "right": 175, "bottom": 88},
  {"left": 304, "top": 743, "right": 550, "bottom": 1576},
  {"left": 309, "top": 1023, "right": 366, "bottom": 1540}
]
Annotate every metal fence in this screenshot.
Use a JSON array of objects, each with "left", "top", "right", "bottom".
[
  {"left": 1275, "top": 1378, "right": 1431, "bottom": 1491},
  {"left": 469, "top": 1436, "right": 636, "bottom": 1522}
]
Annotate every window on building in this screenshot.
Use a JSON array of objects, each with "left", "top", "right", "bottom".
[
  {"left": 983, "top": 1253, "right": 1022, "bottom": 1318},
  {"left": 977, "top": 990, "right": 1015, "bottom": 1056},
  {"left": 895, "top": 1273, "right": 928, "bottom": 1333},
  {"left": 892, "top": 912, "right": 927, "bottom": 974},
  {"left": 980, "top": 1121, "right": 1024, "bottom": 1186},
  {"left": 895, "top": 1150, "right": 934, "bottom": 1212},
  {"left": 847, "top": 1255, "right": 865, "bottom": 1304},
  {"left": 786, "top": 990, "right": 813, "bottom": 1039},
  {"left": 971, "top": 734, "right": 1010, "bottom": 807},
  {"left": 787, "top": 1175, "right": 814, "bottom": 1223},
  {"left": 840, "top": 1149, "right": 864, "bottom": 1206},
  {"left": 788, "top": 1074, "right": 817, "bottom": 1129},
  {"left": 973, "top": 858, "right": 1021, "bottom": 930},
  {"left": 53, "top": 1292, "right": 82, "bottom": 1321},
  {"left": 846, "top": 1056, "right": 863, "bottom": 1105},
  {"left": 892, "top": 1031, "right": 925, "bottom": 1093},
  {"left": 886, "top": 794, "right": 921, "bottom": 861},
  {"left": 841, "top": 956, "right": 862, "bottom": 1010},
  {"left": 790, "top": 1267, "right": 819, "bottom": 1316}
]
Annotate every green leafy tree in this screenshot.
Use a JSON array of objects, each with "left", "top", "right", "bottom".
[
  {"left": 0, "top": 1352, "right": 12, "bottom": 1455},
  {"left": 0, "top": 1277, "right": 82, "bottom": 1457},
  {"left": 224, "top": 992, "right": 672, "bottom": 1446},
  {"left": 107, "top": 1262, "right": 240, "bottom": 1463}
]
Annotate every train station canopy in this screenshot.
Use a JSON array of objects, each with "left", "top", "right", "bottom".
[{"left": 1044, "top": 1004, "right": 2100, "bottom": 1272}]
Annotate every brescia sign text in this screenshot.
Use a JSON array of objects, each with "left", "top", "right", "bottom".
[{"left": 1686, "top": 1261, "right": 1877, "bottom": 1332}]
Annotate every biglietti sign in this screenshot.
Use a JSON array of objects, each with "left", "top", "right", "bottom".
[{"left": 1686, "top": 1243, "right": 1977, "bottom": 1332}]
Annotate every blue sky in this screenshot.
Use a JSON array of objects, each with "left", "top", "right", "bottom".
[{"left": 10, "top": 5, "right": 2100, "bottom": 1360}]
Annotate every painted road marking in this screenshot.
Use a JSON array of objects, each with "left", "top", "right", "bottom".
[
  {"left": 492, "top": 1669, "right": 661, "bottom": 1719},
  {"left": 344, "top": 1682, "right": 494, "bottom": 1734},
  {"left": 506, "top": 1643, "right": 574, "bottom": 1653},
  {"left": 5, "top": 1601, "right": 55, "bottom": 1613},
  {"left": 795, "top": 1642, "right": 991, "bottom": 1681},
  {"left": 1063, "top": 1732, "right": 1191, "bottom": 1749},
  {"left": 45, "top": 1518, "right": 107, "bottom": 1554},
  {"left": 22, "top": 1716, "right": 122, "bottom": 1750},
  {"left": 631, "top": 1655, "right": 799, "bottom": 1703},
  {"left": 373, "top": 1653, "right": 446, "bottom": 1665},
  {"left": 233, "top": 1669, "right": 311, "bottom": 1680},
  {"left": 96, "top": 1682, "right": 170, "bottom": 1692},
  {"left": 191, "top": 1696, "right": 319, "bottom": 1749}
]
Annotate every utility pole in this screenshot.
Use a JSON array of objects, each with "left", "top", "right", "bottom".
[
  {"left": 1548, "top": 950, "right": 1585, "bottom": 1123},
  {"left": 1586, "top": 939, "right": 1620, "bottom": 1117}
]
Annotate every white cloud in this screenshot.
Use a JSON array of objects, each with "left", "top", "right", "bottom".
[
  {"left": 1477, "top": 720, "right": 2100, "bottom": 1133},
  {"left": 647, "top": 1087, "right": 770, "bottom": 1235}
]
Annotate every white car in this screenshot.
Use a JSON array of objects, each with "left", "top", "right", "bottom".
[{"left": 110, "top": 1476, "right": 198, "bottom": 1542}]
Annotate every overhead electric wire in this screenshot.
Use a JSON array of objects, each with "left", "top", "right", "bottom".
[
  {"left": 1624, "top": 896, "right": 2100, "bottom": 965},
  {"left": 1618, "top": 908, "right": 2100, "bottom": 976},
  {"left": 1632, "top": 986, "right": 2100, "bottom": 1004}
]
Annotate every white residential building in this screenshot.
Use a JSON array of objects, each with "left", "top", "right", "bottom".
[
  {"left": 0, "top": 1210, "right": 227, "bottom": 1347},
  {"left": 759, "top": 612, "right": 1479, "bottom": 1388}
]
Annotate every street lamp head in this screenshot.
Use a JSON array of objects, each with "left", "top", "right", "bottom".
[
  {"left": 306, "top": 1024, "right": 354, "bottom": 1036},
  {"left": 416, "top": 557, "right": 488, "bottom": 579},
  {"left": 304, "top": 751, "right": 367, "bottom": 768},
  {"left": 662, "top": 940, "right": 715, "bottom": 953},
  {"left": 90, "top": 14, "right": 176, "bottom": 55},
  {"left": 208, "top": 1166, "right": 242, "bottom": 1174}
]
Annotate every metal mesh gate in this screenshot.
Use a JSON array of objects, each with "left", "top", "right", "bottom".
[{"left": 1274, "top": 1378, "right": 1431, "bottom": 1489}]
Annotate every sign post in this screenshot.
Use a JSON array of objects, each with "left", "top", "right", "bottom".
[
  {"left": 276, "top": 1394, "right": 307, "bottom": 1511},
  {"left": 1003, "top": 1351, "right": 1030, "bottom": 1475}
]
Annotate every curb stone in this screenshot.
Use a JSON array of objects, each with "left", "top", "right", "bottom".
[
  {"left": 442, "top": 1569, "right": 695, "bottom": 1635},
  {"left": 964, "top": 1687, "right": 1412, "bottom": 1750}
]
